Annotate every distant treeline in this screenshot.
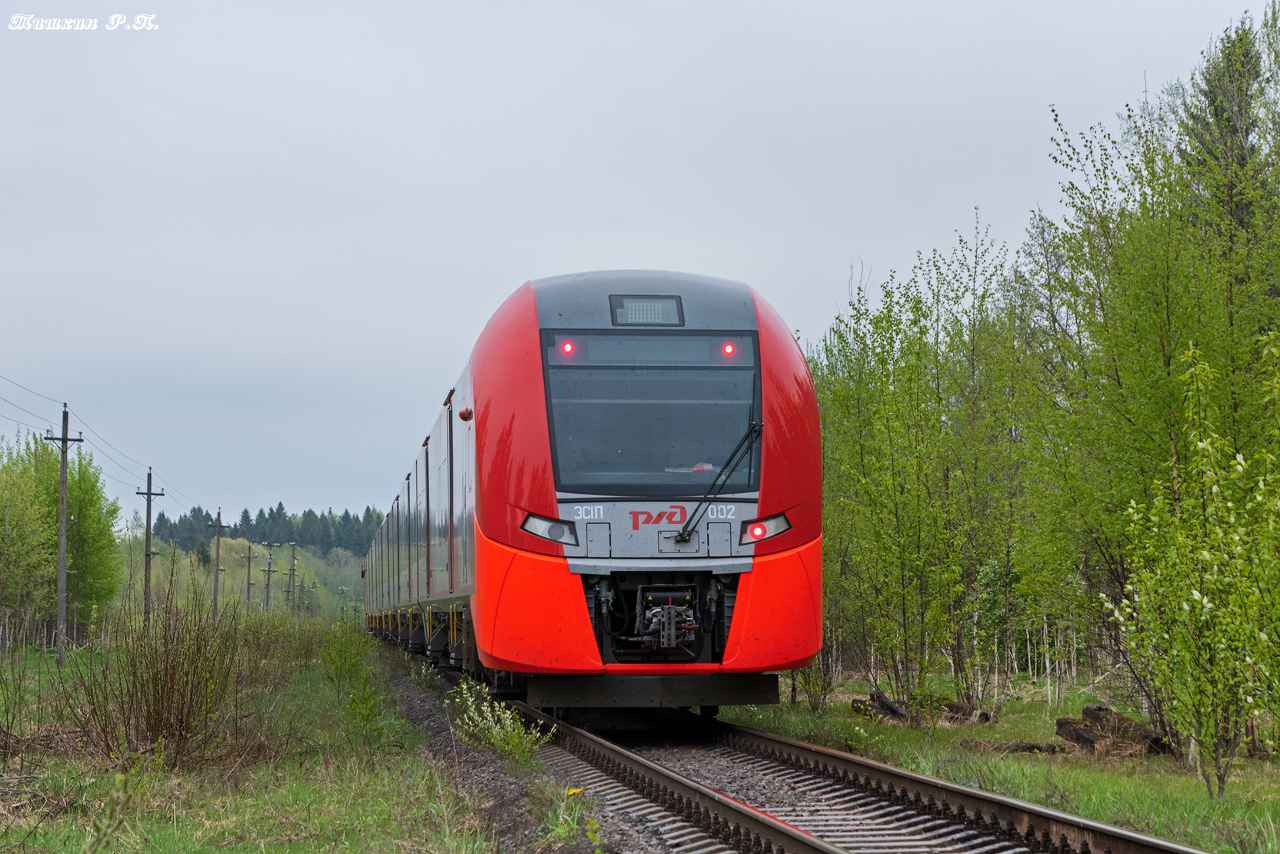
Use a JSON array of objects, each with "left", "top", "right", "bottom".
[{"left": 152, "top": 504, "right": 383, "bottom": 556}]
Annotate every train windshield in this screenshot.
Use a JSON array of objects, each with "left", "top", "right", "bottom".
[{"left": 542, "top": 331, "right": 761, "bottom": 496}]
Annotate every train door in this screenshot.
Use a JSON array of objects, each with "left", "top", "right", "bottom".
[
  {"left": 416, "top": 446, "right": 428, "bottom": 601},
  {"left": 430, "top": 407, "right": 452, "bottom": 596},
  {"left": 399, "top": 480, "right": 411, "bottom": 603},
  {"left": 453, "top": 369, "right": 475, "bottom": 590}
]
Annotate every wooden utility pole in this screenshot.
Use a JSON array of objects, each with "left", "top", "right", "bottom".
[
  {"left": 287, "top": 542, "right": 297, "bottom": 615},
  {"left": 135, "top": 468, "right": 164, "bottom": 633},
  {"left": 242, "top": 543, "right": 255, "bottom": 607},
  {"left": 260, "top": 542, "right": 279, "bottom": 610},
  {"left": 209, "top": 509, "right": 228, "bottom": 621},
  {"left": 43, "top": 405, "right": 82, "bottom": 667}
]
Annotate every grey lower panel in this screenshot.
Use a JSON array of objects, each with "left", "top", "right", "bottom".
[
  {"left": 525, "top": 673, "right": 779, "bottom": 708},
  {"left": 567, "top": 557, "right": 752, "bottom": 575}
]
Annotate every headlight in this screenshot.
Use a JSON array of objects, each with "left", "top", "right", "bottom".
[
  {"left": 521, "top": 513, "right": 579, "bottom": 546},
  {"left": 739, "top": 513, "right": 791, "bottom": 545}
]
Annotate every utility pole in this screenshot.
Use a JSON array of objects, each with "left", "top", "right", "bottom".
[
  {"left": 308, "top": 581, "right": 317, "bottom": 616},
  {"left": 242, "top": 543, "right": 255, "bottom": 607},
  {"left": 287, "top": 542, "right": 297, "bottom": 615},
  {"left": 44, "top": 405, "right": 82, "bottom": 668},
  {"left": 209, "top": 509, "right": 228, "bottom": 621},
  {"left": 261, "top": 542, "right": 279, "bottom": 610},
  {"left": 338, "top": 586, "right": 348, "bottom": 618},
  {"left": 135, "top": 468, "right": 164, "bottom": 634}
]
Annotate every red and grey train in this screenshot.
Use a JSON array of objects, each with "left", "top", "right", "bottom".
[{"left": 364, "top": 271, "right": 821, "bottom": 708}]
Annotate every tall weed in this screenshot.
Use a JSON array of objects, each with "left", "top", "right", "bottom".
[
  {"left": 529, "top": 778, "right": 595, "bottom": 847},
  {"left": 446, "top": 678, "right": 554, "bottom": 765}
]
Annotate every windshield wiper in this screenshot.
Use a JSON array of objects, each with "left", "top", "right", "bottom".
[{"left": 674, "top": 420, "right": 762, "bottom": 543}]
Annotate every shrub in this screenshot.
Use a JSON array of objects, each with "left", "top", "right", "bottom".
[
  {"left": 446, "top": 678, "right": 554, "bottom": 764},
  {"left": 67, "top": 584, "right": 240, "bottom": 768},
  {"left": 319, "top": 615, "right": 376, "bottom": 695},
  {"left": 347, "top": 671, "right": 389, "bottom": 749}
]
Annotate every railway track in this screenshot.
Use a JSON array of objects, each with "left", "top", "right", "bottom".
[
  {"left": 516, "top": 702, "right": 1210, "bottom": 854},
  {"left": 402, "top": 651, "right": 1205, "bottom": 854}
]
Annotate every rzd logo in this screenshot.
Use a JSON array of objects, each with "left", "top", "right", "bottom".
[{"left": 630, "top": 505, "right": 687, "bottom": 530}]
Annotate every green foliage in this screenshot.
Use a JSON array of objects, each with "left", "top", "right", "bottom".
[
  {"left": 1117, "top": 343, "right": 1280, "bottom": 798},
  {"left": 0, "top": 440, "right": 54, "bottom": 616},
  {"left": 446, "top": 678, "right": 554, "bottom": 766},
  {"left": 813, "top": 10, "right": 1280, "bottom": 760},
  {"left": 815, "top": 219, "right": 1036, "bottom": 707},
  {"left": 0, "top": 434, "right": 120, "bottom": 622},
  {"left": 797, "top": 653, "right": 836, "bottom": 714},
  {"left": 347, "top": 671, "right": 389, "bottom": 748},
  {"left": 320, "top": 613, "right": 376, "bottom": 695}
]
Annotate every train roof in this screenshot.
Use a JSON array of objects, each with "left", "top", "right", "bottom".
[{"left": 530, "top": 270, "right": 757, "bottom": 331}]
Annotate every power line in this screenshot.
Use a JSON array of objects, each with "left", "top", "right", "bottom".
[
  {"left": 80, "top": 437, "right": 145, "bottom": 482},
  {"left": 69, "top": 409, "right": 148, "bottom": 470},
  {"left": 1, "top": 414, "right": 45, "bottom": 433},
  {"left": 100, "top": 471, "right": 142, "bottom": 491},
  {"left": 150, "top": 471, "right": 201, "bottom": 508},
  {"left": 1, "top": 374, "right": 206, "bottom": 512},
  {"left": 69, "top": 410, "right": 204, "bottom": 507},
  {"left": 0, "top": 394, "right": 57, "bottom": 426},
  {"left": 0, "top": 372, "right": 61, "bottom": 405}
]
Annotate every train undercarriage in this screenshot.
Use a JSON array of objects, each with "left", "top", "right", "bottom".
[{"left": 366, "top": 570, "right": 779, "bottom": 710}]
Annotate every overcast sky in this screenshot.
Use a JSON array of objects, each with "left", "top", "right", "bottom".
[{"left": 0, "top": 0, "right": 1254, "bottom": 525}]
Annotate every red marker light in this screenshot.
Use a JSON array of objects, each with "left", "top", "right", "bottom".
[
  {"left": 749, "top": 524, "right": 767, "bottom": 540},
  {"left": 722, "top": 342, "right": 736, "bottom": 356},
  {"left": 561, "top": 341, "right": 575, "bottom": 355}
]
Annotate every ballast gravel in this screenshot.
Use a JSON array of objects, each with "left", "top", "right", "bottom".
[{"left": 389, "top": 664, "right": 674, "bottom": 854}]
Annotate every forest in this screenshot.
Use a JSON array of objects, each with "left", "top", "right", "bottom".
[
  {"left": 151, "top": 503, "right": 384, "bottom": 558},
  {"left": 812, "top": 10, "right": 1280, "bottom": 797}
]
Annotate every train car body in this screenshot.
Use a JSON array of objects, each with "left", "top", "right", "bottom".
[{"left": 365, "top": 271, "right": 822, "bottom": 708}]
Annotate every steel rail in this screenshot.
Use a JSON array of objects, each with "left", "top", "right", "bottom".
[
  {"left": 401, "top": 649, "right": 1207, "bottom": 854},
  {"left": 514, "top": 701, "right": 848, "bottom": 854},
  {"left": 713, "top": 721, "right": 1210, "bottom": 854}
]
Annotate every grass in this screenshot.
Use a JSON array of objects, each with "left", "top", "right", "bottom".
[
  {"left": 0, "top": 620, "right": 498, "bottom": 853},
  {"left": 723, "top": 676, "right": 1280, "bottom": 854}
]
